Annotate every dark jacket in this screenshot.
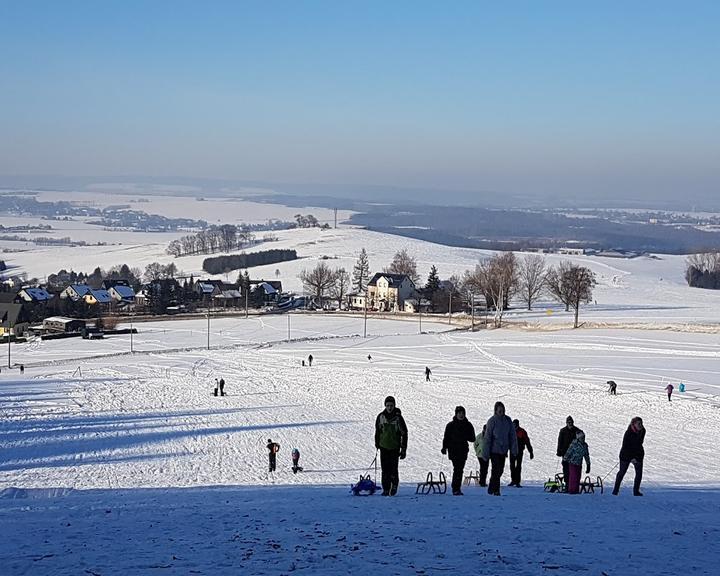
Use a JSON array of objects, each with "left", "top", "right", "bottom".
[
  {"left": 482, "top": 414, "right": 518, "bottom": 460},
  {"left": 556, "top": 425, "right": 583, "bottom": 458},
  {"left": 375, "top": 408, "right": 408, "bottom": 452},
  {"left": 619, "top": 425, "right": 646, "bottom": 462},
  {"left": 442, "top": 417, "right": 476, "bottom": 460},
  {"left": 516, "top": 427, "right": 533, "bottom": 457}
]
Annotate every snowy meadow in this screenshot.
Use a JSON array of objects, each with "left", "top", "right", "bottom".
[{"left": 1, "top": 194, "right": 720, "bottom": 575}]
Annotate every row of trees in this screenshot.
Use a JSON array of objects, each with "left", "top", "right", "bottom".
[
  {"left": 299, "top": 246, "right": 597, "bottom": 327},
  {"left": 166, "top": 225, "right": 256, "bottom": 257},
  {"left": 685, "top": 251, "right": 720, "bottom": 289},
  {"left": 460, "top": 254, "right": 596, "bottom": 328},
  {"left": 203, "top": 249, "right": 297, "bottom": 275}
]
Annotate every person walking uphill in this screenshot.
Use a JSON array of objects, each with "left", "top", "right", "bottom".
[
  {"left": 557, "top": 416, "right": 583, "bottom": 490},
  {"left": 482, "top": 401, "right": 518, "bottom": 496},
  {"left": 267, "top": 439, "right": 280, "bottom": 472},
  {"left": 563, "top": 431, "right": 591, "bottom": 494},
  {"left": 375, "top": 396, "right": 408, "bottom": 496},
  {"left": 442, "top": 406, "right": 476, "bottom": 495},
  {"left": 613, "top": 416, "right": 646, "bottom": 496},
  {"left": 473, "top": 425, "right": 489, "bottom": 487},
  {"left": 509, "top": 419, "right": 534, "bottom": 487},
  {"left": 665, "top": 383, "right": 674, "bottom": 402}
]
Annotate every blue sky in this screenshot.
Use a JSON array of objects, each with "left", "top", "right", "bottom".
[{"left": 1, "top": 1, "right": 718, "bottom": 204}]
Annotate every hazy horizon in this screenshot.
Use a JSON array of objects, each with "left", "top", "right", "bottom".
[{"left": 1, "top": 1, "right": 718, "bottom": 208}]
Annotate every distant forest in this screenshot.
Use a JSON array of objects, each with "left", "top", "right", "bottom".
[
  {"left": 203, "top": 249, "right": 297, "bottom": 274},
  {"left": 349, "top": 205, "right": 720, "bottom": 254}
]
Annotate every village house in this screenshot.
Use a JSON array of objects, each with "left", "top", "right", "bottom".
[
  {"left": 366, "top": 273, "right": 416, "bottom": 312},
  {"left": 60, "top": 284, "right": 93, "bottom": 301}
]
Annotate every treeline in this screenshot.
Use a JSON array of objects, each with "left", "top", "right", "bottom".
[
  {"left": 685, "top": 251, "right": 720, "bottom": 289},
  {"left": 167, "top": 225, "right": 256, "bottom": 257},
  {"left": 203, "top": 249, "right": 297, "bottom": 274}
]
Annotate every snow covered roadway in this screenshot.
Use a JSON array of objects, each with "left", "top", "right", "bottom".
[{"left": 1, "top": 316, "right": 719, "bottom": 575}]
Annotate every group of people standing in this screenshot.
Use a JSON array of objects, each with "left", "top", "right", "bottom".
[{"left": 374, "top": 397, "right": 646, "bottom": 497}]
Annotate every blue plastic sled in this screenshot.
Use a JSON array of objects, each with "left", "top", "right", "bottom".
[{"left": 351, "top": 474, "right": 381, "bottom": 496}]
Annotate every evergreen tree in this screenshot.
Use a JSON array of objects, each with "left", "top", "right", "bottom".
[
  {"left": 352, "top": 248, "right": 370, "bottom": 293},
  {"left": 425, "top": 265, "right": 440, "bottom": 298}
]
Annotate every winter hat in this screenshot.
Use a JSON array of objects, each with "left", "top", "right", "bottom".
[
  {"left": 576, "top": 431, "right": 585, "bottom": 441},
  {"left": 566, "top": 416, "right": 574, "bottom": 424},
  {"left": 494, "top": 401, "right": 505, "bottom": 414},
  {"left": 455, "top": 406, "right": 466, "bottom": 415},
  {"left": 512, "top": 419, "right": 519, "bottom": 426},
  {"left": 384, "top": 396, "right": 396, "bottom": 405}
]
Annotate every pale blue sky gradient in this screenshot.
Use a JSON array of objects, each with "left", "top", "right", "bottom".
[{"left": 1, "top": 1, "right": 718, "bottom": 203}]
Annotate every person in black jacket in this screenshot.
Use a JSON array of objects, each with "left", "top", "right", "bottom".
[
  {"left": 442, "top": 406, "right": 476, "bottom": 495},
  {"left": 612, "top": 416, "right": 646, "bottom": 496},
  {"left": 557, "top": 416, "right": 583, "bottom": 491},
  {"left": 509, "top": 419, "right": 534, "bottom": 487},
  {"left": 375, "top": 396, "right": 409, "bottom": 496}
]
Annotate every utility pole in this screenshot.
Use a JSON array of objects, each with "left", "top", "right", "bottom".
[
  {"left": 334, "top": 207, "right": 338, "bottom": 229},
  {"left": 287, "top": 314, "right": 291, "bottom": 342},
  {"left": 448, "top": 292, "right": 452, "bottom": 325},
  {"left": 245, "top": 288, "right": 249, "bottom": 319},
  {"left": 363, "top": 290, "right": 368, "bottom": 338},
  {"left": 419, "top": 306, "right": 422, "bottom": 334},
  {"left": 130, "top": 316, "right": 134, "bottom": 353},
  {"left": 7, "top": 318, "right": 11, "bottom": 369},
  {"left": 207, "top": 310, "right": 210, "bottom": 350},
  {"left": 471, "top": 294, "right": 475, "bottom": 331}
]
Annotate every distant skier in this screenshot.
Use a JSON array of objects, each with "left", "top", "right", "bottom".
[
  {"left": 219, "top": 377, "right": 226, "bottom": 396},
  {"left": 374, "top": 395, "right": 408, "bottom": 496},
  {"left": 665, "top": 383, "right": 674, "bottom": 402},
  {"left": 509, "top": 419, "right": 534, "bottom": 487},
  {"left": 607, "top": 380, "right": 617, "bottom": 395},
  {"left": 425, "top": 366, "right": 431, "bottom": 382},
  {"left": 367, "top": 354, "right": 372, "bottom": 362},
  {"left": 291, "top": 448, "right": 302, "bottom": 474},
  {"left": 473, "top": 424, "right": 489, "bottom": 487},
  {"left": 679, "top": 382, "right": 685, "bottom": 393},
  {"left": 557, "top": 416, "right": 583, "bottom": 490},
  {"left": 442, "top": 406, "right": 476, "bottom": 496},
  {"left": 612, "top": 416, "right": 646, "bottom": 496},
  {"left": 19, "top": 364, "right": 24, "bottom": 375},
  {"left": 267, "top": 439, "right": 280, "bottom": 472},
  {"left": 482, "top": 401, "right": 518, "bottom": 496},
  {"left": 308, "top": 354, "right": 313, "bottom": 367}
]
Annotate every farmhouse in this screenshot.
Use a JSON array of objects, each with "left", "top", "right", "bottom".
[{"left": 366, "top": 273, "right": 416, "bottom": 312}]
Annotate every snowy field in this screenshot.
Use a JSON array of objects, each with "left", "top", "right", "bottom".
[{"left": 1, "top": 316, "right": 719, "bottom": 575}]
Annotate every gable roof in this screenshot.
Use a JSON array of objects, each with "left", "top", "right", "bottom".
[
  {"left": 69, "top": 284, "right": 92, "bottom": 296},
  {"left": 20, "top": 287, "right": 54, "bottom": 302},
  {"left": 111, "top": 285, "right": 135, "bottom": 299},
  {"left": 197, "top": 282, "right": 217, "bottom": 294},
  {"left": 368, "top": 272, "right": 412, "bottom": 287},
  {"left": 88, "top": 289, "right": 112, "bottom": 303},
  {"left": 0, "top": 302, "right": 24, "bottom": 326}
]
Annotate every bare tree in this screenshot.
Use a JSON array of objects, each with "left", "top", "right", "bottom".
[
  {"left": 517, "top": 254, "right": 547, "bottom": 310},
  {"left": 143, "top": 262, "right": 165, "bottom": 282},
  {"left": 330, "top": 267, "right": 351, "bottom": 308},
  {"left": 385, "top": 249, "right": 419, "bottom": 283},
  {"left": 545, "top": 260, "right": 573, "bottom": 312},
  {"left": 546, "top": 261, "right": 596, "bottom": 328},
  {"left": 463, "top": 252, "right": 518, "bottom": 327},
  {"left": 299, "top": 262, "right": 336, "bottom": 304},
  {"left": 166, "top": 239, "right": 182, "bottom": 257}
]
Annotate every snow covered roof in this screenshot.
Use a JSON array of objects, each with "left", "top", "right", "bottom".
[
  {"left": 259, "top": 282, "right": 277, "bottom": 295},
  {"left": 215, "top": 289, "right": 243, "bottom": 299},
  {"left": 198, "top": 282, "right": 216, "bottom": 294}
]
